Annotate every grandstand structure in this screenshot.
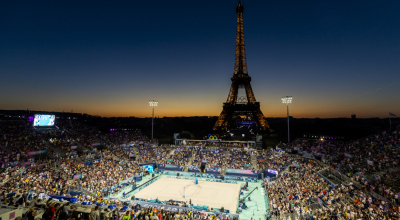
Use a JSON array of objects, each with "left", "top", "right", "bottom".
[{"left": 1, "top": 108, "right": 399, "bottom": 219}]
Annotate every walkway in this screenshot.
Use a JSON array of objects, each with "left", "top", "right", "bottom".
[
  {"left": 238, "top": 181, "right": 267, "bottom": 219},
  {"left": 250, "top": 152, "right": 258, "bottom": 170},
  {"left": 45, "top": 140, "right": 67, "bottom": 158},
  {"left": 220, "top": 150, "right": 231, "bottom": 175},
  {"left": 184, "top": 153, "right": 196, "bottom": 172}
]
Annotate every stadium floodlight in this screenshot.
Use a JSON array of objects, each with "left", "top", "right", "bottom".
[
  {"left": 281, "top": 96, "right": 292, "bottom": 144},
  {"left": 149, "top": 100, "right": 158, "bottom": 140}
]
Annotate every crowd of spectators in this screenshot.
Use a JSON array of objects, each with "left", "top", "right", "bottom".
[
  {"left": 2, "top": 117, "right": 400, "bottom": 220},
  {"left": 164, "top": 147, "right": 191, "bottom": 166},
  {"left": 62, "top": 152, "right": 141, "bottom": 201},
  {"left": 0, "top": 120, "right": 55, "bottom": 163},
  {"left": 139, "top": 147, "right": 172, "bottom": 164},
  {"left": 257, "top": 150, "right": 293, "bottom": 173},
  {"left": 280, "top": 126, "right": 400, "bottom": 205},
  {"left": 266, "top": 155, "right": 400, "bottom": 219},
  {"left": 225, "top": 148, "right": 253, "bottom": 170},
  {"left": 192, "top": 148, "right": 224, "bottom": 168}
]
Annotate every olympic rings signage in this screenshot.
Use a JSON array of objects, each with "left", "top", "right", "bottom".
[{"left": 208, "top": 134, "right": 219, "bottom": 140}]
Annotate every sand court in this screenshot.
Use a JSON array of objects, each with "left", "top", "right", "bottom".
[{"left": 133, "top": 176, "right": 241, "bottom": 214}]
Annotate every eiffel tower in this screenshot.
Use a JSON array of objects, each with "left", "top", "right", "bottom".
[{"left": 213, "top": 1, "right": 270, "bottom": 131}]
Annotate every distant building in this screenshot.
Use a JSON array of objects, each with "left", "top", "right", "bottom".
[{"left": 351, "top": 114, "right": 356, "bottom": 119}]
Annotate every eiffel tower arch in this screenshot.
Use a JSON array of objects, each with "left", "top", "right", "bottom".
[{"left": 213, "top": 1, "right": 270, "bottom": 131}]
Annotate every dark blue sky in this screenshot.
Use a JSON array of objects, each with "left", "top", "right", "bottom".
[{"left": 1, "top": 0, "right": 399, "bottom": 118}]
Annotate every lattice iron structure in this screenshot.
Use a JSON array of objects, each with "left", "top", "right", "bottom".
[{"left": 213, "top": 1, "right": 270, "bottom": 131}]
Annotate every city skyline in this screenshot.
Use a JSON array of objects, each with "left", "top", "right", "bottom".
[{"left": 1, "top": 0, "right": 399, "bottom": 118}]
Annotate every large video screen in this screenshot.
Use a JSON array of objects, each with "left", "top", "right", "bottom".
[
  {"left": 33, "top": 114, "right": 55, "bottom": 126},
  {"left": 143, "top": 165, "right": 153, "bottom": 173}
]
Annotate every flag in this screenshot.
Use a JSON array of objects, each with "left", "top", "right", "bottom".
[{"left": 389, "top": 112, "right": 396, "bottom": 117}]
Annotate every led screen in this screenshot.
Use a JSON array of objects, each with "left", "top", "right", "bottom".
[
  {"left": 143, "top": 165, "right": 153, "bottom": 173},
  {"left": 33, "top": 114, "right": 55, "bottom": 126},
  {"left": 267, "top": 169, "right": 278, "bottom": 175}
]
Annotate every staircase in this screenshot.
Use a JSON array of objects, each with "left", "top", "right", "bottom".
[
  {"left": 75, "top": 140, "right": 90, "bottom": 151},
  {"left": 250, "top": 153, "right": 258, "bottom": 170},
  {"left": 184, "top": 153, "right": 196, "bottom": 172},
  {"left": 44, "top": 139, "right": 67, "bottom": 158},
  {"left": 220, "top": 150, "right": 231, "bottom": 175}
]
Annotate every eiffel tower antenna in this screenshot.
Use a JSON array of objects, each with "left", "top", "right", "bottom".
[{"left": 214, "top": 1, "right": 270, "bottom": 131}]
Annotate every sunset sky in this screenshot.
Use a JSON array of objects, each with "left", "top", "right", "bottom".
[{"left": 1, "top": 0, "right": 399, "bottom": 118}]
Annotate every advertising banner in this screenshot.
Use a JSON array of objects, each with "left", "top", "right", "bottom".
[
  {"left": 73, "top": 174, "right": 82, "bottom": 179},
  {"left": 224, "top": 175, "right": 258, "bottom": 182},
  {"left": 91, "top": 143, "right": 102, "bottom": 146},
  {"left": 267, "top": 169, "right": 278, "bottom": 175},
  {"left": 188, "top": 173, "right": 258, "bottom": 182},
  {"left": 157, "top": 164, "right": 184, "bottom": 171},
  {"left": 158, "top": 170, "right": 196, "bottom": 177},
  {"left": 71, "top": 146, "right": 77, "bottom": 149},
  {"left": 225, "top": 168, "right": 258, "bottom": 177},
  {"left": 344, "top": 153, "right": 353, "bottom": 158},
  {"left": 27, "top": 150, "right": 48, "bottom": 156},
  {"left": 195, "top": 173, "right": 222, "bottom": 179},
  {"left": 367, "top": 160, "right": 373, "bottom": 165},
  {"left": 205, "top": 167, "right": 221, "bottom": 174},
  {"left": 188, "top": 166, "right": 200, "bottom": 172}
]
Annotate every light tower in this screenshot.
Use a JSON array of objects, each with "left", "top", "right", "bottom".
[
  {"left": 149, "top": 100, "right": 158, "bottom": 140},
  {"left": 281, "top": 96, "right": 292, "bottom": 143}
]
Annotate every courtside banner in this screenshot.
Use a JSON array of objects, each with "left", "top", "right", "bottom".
[
  {"left": 188, "top": 165, "right": 200, "bottom": 172},
  {"left": 224, "top": 175, "right": 258, "bottom": 182},
  {"left": 156, "top": 170, "right": 194, "bottom": 177},
  {"left": 225, "top": 168, "right": 258, "bottom": 177},
  {"left": 157, "top": 164, "right": 184, "bottom": 171},
  {"left": 205, "top": 167, "right": 221, "bottom": 174},
  {"left": 195, "top": 173, "right": 223, "bottom": 179}
]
